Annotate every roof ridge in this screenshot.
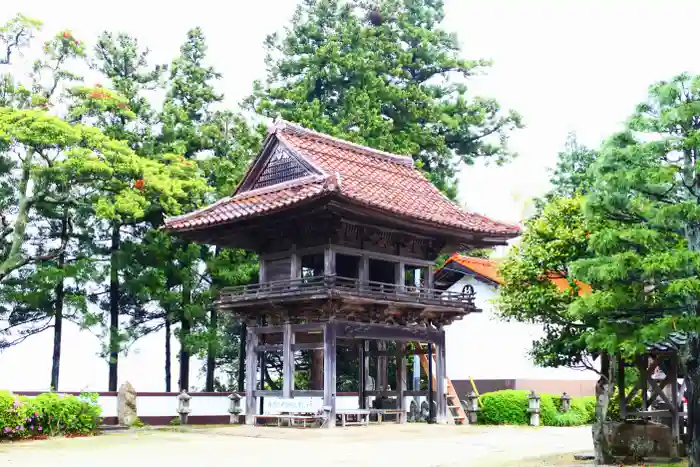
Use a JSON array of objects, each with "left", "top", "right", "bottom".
[{"left": 271, "top": 117, "right": 415, "bottom": 168}]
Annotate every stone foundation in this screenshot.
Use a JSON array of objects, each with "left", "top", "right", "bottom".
[{"left": 604, "top": 420, "right": 680, "bottom": 462}]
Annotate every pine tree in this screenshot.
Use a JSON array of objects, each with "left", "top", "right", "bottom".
[
  {"left": 247, "top": 0, "right": 522, "bottom": 198},
  {"left": 571, "top": 74, "right": 700, "bottom": 466}
]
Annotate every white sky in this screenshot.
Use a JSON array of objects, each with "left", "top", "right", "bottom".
[{"left": 2, "top": 0, "right": 700, "bottom": 391}]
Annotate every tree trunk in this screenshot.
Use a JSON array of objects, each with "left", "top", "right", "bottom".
[
  {"left": 592, "top": 352, "right": 615, "bottom": 465},
  {"left": 108, "top": 223, "right": 120, "bottom": 392},
  {"left": 164, "top": 310, "right": 172, "bottom": 392},
  {"left": 50, "top": 216, "right": 68, "bottom": 391},
  {"left": 237, "top": 321, "right": 246, "bottom": 391},
  {"left": 179, "top": 280, "right": 191, "bottom": 391},
  {"left": 0, "top": 158, "right": 32, "bottom": 282},
  {"left": 685, "top": 223, "right": 700, "bottom": 466},
  {"left": 205, "top": 307, "right": 217, "bottom": 391},
  {"left": 683, "top": 333, "right": 700, "bottom": 466}
]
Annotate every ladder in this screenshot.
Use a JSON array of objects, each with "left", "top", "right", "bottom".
[{"left": 415, "top": 343, "right": 466, "bottom": 425}]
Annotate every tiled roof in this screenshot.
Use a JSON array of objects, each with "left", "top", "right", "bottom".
[
  {"left": 439, "top": 254, "right": 592, "bottom": 295},
  {"left": 165, "top": 119, "right": 521, "bottom": 236}
]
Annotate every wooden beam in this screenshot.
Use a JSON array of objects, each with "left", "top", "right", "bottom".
[
  {"left": 427, "top": 265, "right": 435, "bottom": 290},
  {"left": 395, "top": 262, "right": 405, "bottom": 291},
  {"left": 323, "top": 322, "right": 337, "bottom": 428},
  {"left": 282, "top": 323, "right": 294, "bottom": 399},
  {"left": 253, "top": 323, "right": 324, "bottom": 335},
  {"left": 333, "top": 244, "right": 434, "bottom": 267},
  {"left": 359, "top": 255, "right": 369, "bottom": 285},
  {"left": 256, "top": 344, "right": 282, "bottom": 353},
  {"left": 253, "top": 390, "right": 282, "bottom": 397},
  {"left": 292, "top": 342, "right": 324, "bottom": 351},
  {"left": 245, "top": 328, "right": 258, "bottom": 425},
  {"left": 259, "top": 258, "right": 267, "bottom": 283},
  {"left": 292, "top": 390, "right": 324, "bottom": 397},
  {"left": 334, "top": 320, "right": 442, "bottom": 343}
]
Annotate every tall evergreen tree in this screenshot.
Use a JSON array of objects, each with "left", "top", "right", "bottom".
[
  {"left": 571, "top": 74, "right": 700, "bottom": 465},
  {"left": 247, "top": 0, "right": 522, "bottom": 198}
]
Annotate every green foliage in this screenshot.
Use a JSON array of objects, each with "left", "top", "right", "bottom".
[
  {"left": 497, "top": 197, "right": 600, "bottom": 370},
  {"left": 477, "top": 390, "right": 593, "bottom": 426},
  {"left": 477, "top": 390, "right": 530, "bottom": 425},
  {"left": 247, "top": 0, "right": 522, "bottom": 197},
  {"left": 607, "top": 387, "right": 643, "bottom": 421},
  {"left": 0, "top": 390, "right": 101, "bottom": 439},
  {"left": 129, "top": 417, "right": 145, "bottom": 428}
]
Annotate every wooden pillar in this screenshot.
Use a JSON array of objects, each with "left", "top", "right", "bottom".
[
  {"left": 435, "top": 331, "right": 448, "bottom": 424},
  {"left": 358, "top": 255, "right": 369, "bottom": 285},
  {"left": 282, "top": 323, "right": 295, "bottom": 399},
  {"left": 245, "top": 327, "right": 258, "bottom": 425},
  {"left": 617, "top": 353, "right": 627, "bottom": 419},
  {"left": 377, "top": 341, "right": 388, "bottom": 391},
  {"left": 395, "top": 262, "right": 405, "bottom": 291},
  {"left": 670, "top": 354, "right": 680, "bottom": 458},
  {"left": 639, "top": 357, "right": 649, "bottom": 412},
  {"left": 290, "top": 248, "right": 301, "bottom": 280},
  {"left": 427, "top": 342, "right": 435, "bottom": 423},
  {"left": 324, "top": 246, "right": 336, "bottom": 276},
  {"left": 358, "top": 341, "right": 367, "bottom": 409},
  {"left": 323, "top": 322, "right": 337, "bottom": 428},
  {"left": 397, "top": 347, "right": 407, "bottom": 424}
]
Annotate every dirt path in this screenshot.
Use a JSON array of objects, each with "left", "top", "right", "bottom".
[{"left": 0, "top": 424, "right": 592, "bottom": 467}]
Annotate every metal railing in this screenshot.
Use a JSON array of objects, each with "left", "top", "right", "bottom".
[{"left": 218, "top": 275, "right": 476, "bottom": 308}]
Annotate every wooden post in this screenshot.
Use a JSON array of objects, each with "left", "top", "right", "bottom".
[
  {"left": 639, "top": 357, "right": 649, "bottom": 412},
  {"left": 397, "top": 347, "right": 407, "bottom": 424},
  {"left": 435, "top": 333, "right": 448, "bottom": 424},
  {"left": 323, "top": 322, "right": 337, "bottom": 428},
  {"left": 377, "top": 341, "right": 388, "bottom": 391},
  {"left": 427, "top": 342, "right": 435, "bottom": 424},
  {"left": 324, "top": 246, "right": 336, "bottom": 276},
  {"left": 670, "top": 354, "right": 680, "bottom": 458},
  {"left": 395, "top": 262, "right": 405, "bottom": 291},
  {"left": 358, "top": 341, "right": 366, "bottom": 409},
  {"left": 617, "top": 353, "right": 627, "bottom": 419},
  {"left": 282, "top": 323, "right": 294, "bottom": 399},
  {"left": 245, "top": 327, "right": 258, "bottom": 425},
  {"left": 360, "top": 255, "right": 369, "bottom": 284},
  {"left": 290, "top": 249, "right": 301, "bottom": 280}
]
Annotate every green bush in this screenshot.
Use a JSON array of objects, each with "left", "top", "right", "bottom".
[
  {"left": 477, "top": 390, "right": 596, "bottom": 426},
  {"left": 0, "top": 390, "right": 102, "bottom": 440},
  {"left": 477, "top": 390, "right": 530, "bottom": 425},
  {"left": 607, "top": 387, "right": 642, "bottom": 421}
]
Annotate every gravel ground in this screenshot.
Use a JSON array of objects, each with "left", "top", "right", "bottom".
[{"left": 0, "top": 424, "right": 593, "bottom": 467}]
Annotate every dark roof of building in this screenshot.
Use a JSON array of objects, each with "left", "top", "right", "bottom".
[{"left": 164, "top": 119, "right": 521, "bottom": 237}]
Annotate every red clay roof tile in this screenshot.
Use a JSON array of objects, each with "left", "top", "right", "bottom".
[{"left": 164, "top": 120, "right": 521, "bottom": 236}]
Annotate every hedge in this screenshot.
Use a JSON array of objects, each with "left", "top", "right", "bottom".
[
  {"left": 477, "top": 390, "right": 596, "bottom": 426},
  {"left": 0, "top": 391, "right": 102, "bottom": 440}
]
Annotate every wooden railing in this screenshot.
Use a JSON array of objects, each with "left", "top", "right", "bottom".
[{"left": 218, "top": 275, "right": 476, "bottom": 308}]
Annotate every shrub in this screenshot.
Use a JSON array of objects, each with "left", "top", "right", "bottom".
[
  {"left": 477, "top": 390, "right": 530, "bottom": 425},
  {"left": 0, "top": 391, "right": 101, "bottom": 440},
  {"left": 477, "top": 390, "right": 596, "bottom": 426},
  {"left": 607, "top": 387, "right": 642, "bottom": 421}
]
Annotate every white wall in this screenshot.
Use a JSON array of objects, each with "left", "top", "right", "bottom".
[{"left": 445, "top": 275, "right": 596, "bottom": 381}]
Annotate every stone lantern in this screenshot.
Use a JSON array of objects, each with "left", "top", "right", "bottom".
[
  {"left": 177, "top": 390, "right": 192, "bottom": 425},
  {"left": 228, "top": 393, "right": 242, "bottom": 424},
  {"left": 465, "top": 391, "right": 480, "bottom": 424},
  {"left": 527, "top": 390, "right": 541, "bottom": 426},
  {"left": 560, "top": 392, "right": 571, "bottom": 413}
]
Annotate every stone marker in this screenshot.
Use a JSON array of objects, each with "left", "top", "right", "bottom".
[{"left": 117, "top": 381, "right": 138, "bottom": 426}]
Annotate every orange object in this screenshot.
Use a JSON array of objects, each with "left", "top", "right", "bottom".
[
  {"left": 135, "top": 179, "right": 145, "bottom": 190},
  {"left": 439, "top": 254, "right": 591, "bottom": 295}
]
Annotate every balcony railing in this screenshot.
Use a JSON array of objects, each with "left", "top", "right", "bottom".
[{"left": 218, "top": 275, "right": 476, "bottom": 309}]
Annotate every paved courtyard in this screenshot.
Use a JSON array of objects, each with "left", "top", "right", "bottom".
[{"left": 0, "top": 424, "right": 592, "bottom": 467}]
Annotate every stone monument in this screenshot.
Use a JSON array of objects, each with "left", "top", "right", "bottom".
[{"left": 117, "top": 381, "right": 138, "bottom": 426}]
